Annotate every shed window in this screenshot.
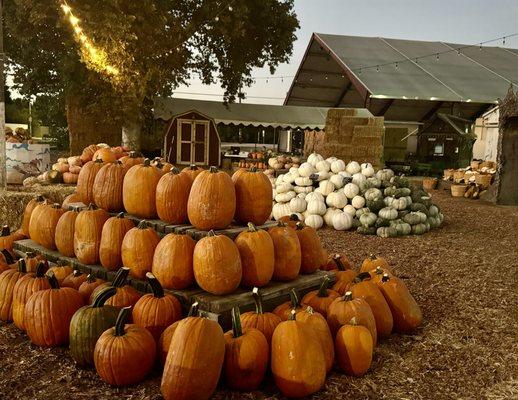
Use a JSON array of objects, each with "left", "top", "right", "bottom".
[{"left": 433, "top": 143, "right": 444, "bottom": 156}]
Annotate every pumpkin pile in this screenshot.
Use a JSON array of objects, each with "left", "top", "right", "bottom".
[
  {"left": 265, "top": 154, "right": 303, "bottom": 172},
  {"left": 271, "top": 152, "right": 444, "bottom": 237}
]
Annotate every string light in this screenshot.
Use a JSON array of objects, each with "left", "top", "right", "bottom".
[{"left": 60, "top": 1, "right": 119, "bottom": 76}]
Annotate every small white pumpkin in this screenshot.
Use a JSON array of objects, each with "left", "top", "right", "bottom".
[
  {"left": 376, "top": 168, "right": 395, "bottom": 181},
  {"left": 275, "top": 190, "right": 296, "bottom": 203},
  {"left": 295, "top": 176, "right": 313, "bottom": 186},
  {"left": 294, "top": 185, "right": 314, "bottom": 194},
  {"left": 326, "top": 191, "right": 347, "bottom": 208},
  {"left": 364, "top": 188, "right": 383, "bottom": 201},
  {"left": 351, "top": 195, "right": 366, "bottom": 209},
  {"left": 343, "top": 204, "right": 357, "bottom": 217},
  {"left": 304, "top": 214, "right": 324, "bottom": 230},
  {"left": 307, "top": 152, "right": 324, "bottom": 167},
  {"left": 391, "top": 197, "right": 408, "bottom": 211},
  {"left": 272, "top": 202, "right": 291, "bottom": 220},
  {"left": 283, "top": 172, "right": 296, "bottom": 184},
  {"left": 379, "top": 207, "right": 398, "bottom": 220},
  {"left": 313, "top": 171, "right": 331, "bottom": 181},
  {"left": 331, "top": 159, "right": 346, "bottom": 173},
  {"left": 276, "top": 182, "right": 293, "bottom": 194},
  {"left": 352, "top": 172, "right": 366, "bottom": 186},
  {"left": 275, "top": 174, "right": 285, "bottom": 186},
  {"left": 289, "top": 197, "right": 307, "bottom": 213},
  {"left": 316, "top": 180, "right": 335, "bottom": 197},
  {"left": 343, "top": 183, "right": 360, "bottom": 199},
  {"left": 332, "top": 211, "right": 353, "bottom": 231},
  {"left": 315, "top": 160, "right": 331, "bottom": 173},
  {"left": 297, "top": 193, "right": 307, "bottom": 199},
  {"left": 361, "top": 163, "right": 375, "bottom": 177},
  {"left": 307, "top": 200, "right": 326, "bottom": 215},
  {"left": 298, "top": 162, "right": 316, "bottom": 177},
  {"left": 345, "top": 161, "right": 361, "bottom": 175},
  {"left": 289, "top": 166, "right": 300, "bottom": 177},
  {"left": 355, "top": 207, "right": 371, "bottom": 218},
  {"left": 329, "top": 174, "right": 345, "bottom": 189},
  {"left": 305, "top": 192, "right": 325, "bottom": 203},
  {"left": 326, "top": 156, "right": 338, "bottom": 164},
  {"left": 323, "top": 207, "right": 341, "bottom": 227}
]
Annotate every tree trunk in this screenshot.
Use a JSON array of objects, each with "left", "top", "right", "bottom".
[{"left": 122, "top": 119, "right": 141, "bottom": 151}]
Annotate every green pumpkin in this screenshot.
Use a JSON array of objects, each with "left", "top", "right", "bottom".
[
  {"left": 376, "top": 226, "right": 398, "bottom": 238},
  {"left": 403, "top": 212, "right": 421, "bottom": 225},
  {"left": 375, "top": 217, "right": 390, "bottom": 228},
  {"left": 428, "top": 204, "right": 440, "bottom": 217},
  {"left": 366, "top": 197, "right": 385, "bottom": 213},
  {"left": 411, "top": 188, "right": 428, "bottom": 203},
  {"left": 364, "top": 188, "right": 383, "bottom": 201},
  {"left": 411, "top": 223, "right": 427, "bottom": 235},
  {"left": 69, "top": 286, "right": 120, "bottom": 367},
  {"left": 398, "top": 210, "right": 409, "bottom": 219},
  {"left": 352, "top": 218, "right": 361, "bottom": 229},
  {"left": 410, "top": 203, "right": 429, "bottom": 216},
  {"left": 391, "top": 175, "right": 410, "bottom": 188},
  {"left": 359, "top": 212, "right": 377, "bottom": 227},
  {"left": 357, "top": 226, "right": 377, "bottom": 235},
  {"left": 384, "top": 186, "right": 397, "bottom": 197},
  {"left": 395, "top": 222, "right": 412, "bottom": 236},
  {"left": 378, "top": 207, "right": 399, "bottom": 220},
  {"left": 355, "top": 207, "right": 371, "bottom": 218},
  {"left": 395, "top": 187, "right": 411, "bottom": 198}
]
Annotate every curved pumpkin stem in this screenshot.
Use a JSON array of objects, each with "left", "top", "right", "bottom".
[
  {"left": 116, "top": 212, "right": 125, "bottom": 219},
  {"left": 317, "top": 276, "right": 331, "bottom": 297},
  {"left": 146, "top": 272, "right": 164, "bottom": 298},
  {"left": 188, "top": 164, "right": 198, "bottom": 170},
  {"left": 112, "top": 267, "right": 130, "bottom": 288},
  {"left": 247, "top": 223, "right": 257, "bottom": 232},
  {"left": 207, "top": 230, "right": 216, "bottom": 237},
  {"left": 251, "top": 287, "right": 263, "bottom": 314},
  {"left": 231, "top": 307, "right": 243, "bottom": 338},
  {"left": 209, "top": 166, "right": 218, "bottom": 173},
  {"left": 17, "top": 259, "right": 27, "bottom": 273},
  {"left": 187, "top": 301, "right": 199, "bottom": 317},
  {"left": 85, "top": 274, "right": 96, "bottom": 283},
  {"left": 170, "top": 167, "right": 180, "bottom": 175},
  {"left": 381, "top": 273, "right": 391, "bottom": 283},
  {"left": 35, "top": 261, "right": 47, "bottom": 278},
  {"left": 349, "top": 317, "right": 358, "bottom": 326},
  {"left": 1, "top": 249, "right": 14, "bottom": 264},
  {"left": 288, "top": 309, "right": 297, "bottom": 321},
  {"left": 1, "top": 225, "right": 10, "bottom": 236},
  {"left": 114, "top": 306, "right": 132, "bottom": 336},
  {"left": 343, "top": 291, "right": 353, "bottom": 301},
  {"left": 295, "top": 222, "right": 304, "bottom": 231},
  {"left": 305, "top": 305, "right": 315, "bottom": 315},
  {"left": 137, "top": 220, "right": 148, "bottom": 229},
  {"left": 92, "top": 286, "right": 117, "bottom": 308},
  {"left": 46, "top": 271, "right": 60, "bottom": 289},
  {"left": 87, "top": 203, "right": 98, "bottom": 211},
  {"left": 333, "top": 254, "right": 346, "bottom": 271},
  {"left": 355, "top": 272, "right": 372, "bottom": 283},
  {"left": 143, "top": 158, "right": 151, "bottom": 166},
  {"left": 289, "top": 288, "right": 300, "bottom": 308}
]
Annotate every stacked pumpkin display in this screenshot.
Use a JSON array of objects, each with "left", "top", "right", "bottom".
[{"left": 271, "top": 152, "right": 444, "bottom": 237}]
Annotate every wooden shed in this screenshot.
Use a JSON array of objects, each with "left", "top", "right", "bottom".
[{"left": 163, "top": 110, "right": 221, "bottom": 166}]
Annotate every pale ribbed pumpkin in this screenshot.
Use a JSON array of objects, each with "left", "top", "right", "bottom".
[
  {"left": 99, "top": 213, "right": 135, "bottom": 271},
  {"left": 121, "top": 221, "right": 160, "bottom": 279},
  {"left": 74, "top": 204, "right": 110, "bottom": 265},
  {"left": 152, "top": 233, "right": 195, "bottom": 290},
  {"left": 232, "top": 167, "right": 272, "bottom": 226},
  {"left": 123, "top": 159, "right": 161, "bottom": 218},
  {"left": 93, "top": 161, "right": 126, "bottom": 212},
  {"left": 76, "top": 159, "right": 104, "bottom": 205},
  {"left": 156, "top": 167, "right": 192, "bottom": 224}
]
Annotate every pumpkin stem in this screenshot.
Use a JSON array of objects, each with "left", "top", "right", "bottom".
[
  {"left": 276, "top": 220, "right": 286, "bottom": 228},
  {"left": 35, "top": 261, "right": 47, "bottom": 278},
  {"left": 94, "top": 158, "right": 104, "bottom": 164},
  {"left": 189, "top": 164, "right": 197, "bottom": 170},
  {"left": 1, "top": 225, "right": 10, "bottom": 236},
  {"left": 207, "top": 230, "right": 216, "bottom": 237},
  {"left": 35, "top": 195, "right": 45, "bottom": 202},
  {"left": 247, "top": 223, "right": 257, "bottom": 232},
  {"left": 317, "top": 276, "right": 330, "bottom": 297},
  {"left": 18, "top": 259, "right": 27, "bottom": 273},
  {"left": 137, "top": 220, "right": 148, "bottom": 229},
  {"left": 187, "top": 302, "right": 199, "bottom": 317},
  {"left": 231, "top": 307, "right": 243, "bottom": 338},
  {"left": 295, "top": 222, "right": 304, "bottom": 230},
  {"left": 374, "top": 266, "right": 384, "bottom": 276},
  {"left": 46, "top": 271, "right": 60, "bottom": 289},
  {"left": 143, "top": 158, "right": 151, "bottom": 166},
  {"left": 87, "top": 203, "right": 98, "bottom": 210},
  {"left": 129, "top": 151, "right": 139, "bottom": 158},
  {"left": 369, "top": 254, "right": 377, "bottom": 261},
  {"left": 92, "top": 286, "right": 117, "bottom": 308},
  {"left": 333, "top": 254, "right": 346, "bottom": 271},
  {"left": 170, "top": 167, "right": 180, "bottom": 174},
  {"left": 51, "top": 203, "right": 61, "bottom": 209},
  {"left": 289, "top": 214, "right": 300, "bottom": 221},
  {"left": 116, "top": 212, "right": 125, "bottom": 219},
  {"left": 249, "top": 166, "right": 257, "bottom": 173},
  {"left": 72, "top": 268, "right": 82, "bottom": 277},
  {"left": 86, "top": 274, "right": 96, "bottom": 283},
  {"left": 306, "top": 306, "right": 314, "bottom": 315},
  {"left": 288, "top": 309, "right": 297, "bottom": 321},
  {"left": 209, "top": 166, "right": 218, "bottom": 173},
  {"left": 289, "top": 288, "right": 300, "bottom": 308},
  {"left": 343, "top": 291, "right": 353, "bottom": 301},
  {"left": 1, "top": 249, "right": 14, "bottom": 264},
  {"left": 355, "top": 272, "right": 372, "bottom": 283},
  {"left": 112, "top": 267, "right": 130, "bottom": 288},
  {"left": 146, "top": 272, "right": 164, "bottom": 298},
  {"left": 251, "top": 287, "right": 263, "bottom": 314},
  {"left": 381, "top": 273, "right": 391, "bottom": 283},
  {"left": 349, "top": 317, "right": 358, "bottom": 326},
  {"left": 114, "top": 307, "right": 132, "bottom": 337}
]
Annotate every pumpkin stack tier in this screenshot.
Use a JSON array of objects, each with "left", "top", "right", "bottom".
[
  {"left": 74, "top": 204, "right": 110, "bottom": 265},
  {"left": 0, "top": 259, "right": 28, "bottom": 322},
  {"left": 99, "top": 213, "right": 135, "bottom": 271},
  {"left": 232, "top": 166, "right": 272, "bottom": 226},
  {"left": 240, "top": 287, "right": 281, "bottom": 344},
  {"left": 123, "top": 158, "right": 162, "bottom": 219},
  {"left": 121, "top": 221, "right": 160, "bottom": 280},
  {"left": 152, "top": 233, "right": 195, "bottom": 290},
  {"left": 187, "top": 166, "right": 236, "bottom": 230},
  {"left": 155, "top": 167, "right": 192, "bottom": 224}
]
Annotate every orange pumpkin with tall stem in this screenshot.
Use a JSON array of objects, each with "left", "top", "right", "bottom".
[{"left": 240, "top": 287, "right": 281, "bottom": 344}]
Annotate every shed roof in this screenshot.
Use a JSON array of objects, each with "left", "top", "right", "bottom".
[
  {"left": 285, "top": 33, "right": 518, "bottom": 122},
  {"left": 154, "top": 97, "right": 372, "bottom": 129}
]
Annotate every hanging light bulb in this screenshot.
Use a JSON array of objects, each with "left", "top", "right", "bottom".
[
  {"left": 215, "top": 16, "right": 219, "bottom": 21},
  {"left": 376, "top": 65, "right": 380, "bottom": 72},
  {"left": 436, "top": 53, "right": 440, "bottom": 60},
  {"left": 479, "top": 43, "right": 482, "bottom": 51},
  {"left": 228, "top": 6, "right": 233, "bottom": 11},
  {"left": 359, "top": 68, "right": 362, "bottom": 75},
  {"left": 503, "top": 36, "right": 506, "bottom": 45},
  {"left": 395, "top": 62, "right": 398, "bottom": 69}
]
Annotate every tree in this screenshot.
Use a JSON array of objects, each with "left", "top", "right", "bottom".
[{"left": 5, "top": 0, "right": 299, "bottom": 153}]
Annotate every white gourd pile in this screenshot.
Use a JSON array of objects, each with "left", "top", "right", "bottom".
[{"left": 269, "top": 152, "right": 444, "bottom": 238}]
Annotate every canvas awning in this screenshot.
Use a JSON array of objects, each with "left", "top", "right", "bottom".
[{"left": 154, "top": 97, "right": 372, "bottom": 130}]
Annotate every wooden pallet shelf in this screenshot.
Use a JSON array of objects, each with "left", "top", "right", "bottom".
[{"left": 13, "top": 239, "right": 334, "bottom": 329}]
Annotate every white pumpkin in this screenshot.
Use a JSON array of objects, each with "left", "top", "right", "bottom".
[
  {"left": 331, "top": 159, "right": 346, "bottom": 173},
  {"left": 289, "top": 166, "right": 300, "bottom": 177},
  {"left": 313, "top": 171, "right": 331, "bottom": 181},
  {"left": 295, "top": 176, "right": 312, "bottom": 187},
  {"left": 275, "top": 174, "right": 285, "bottom": 186},
  {"left": 304, "top": 214, "right": 323, "bottom": 230},
  {"left": 332, "top": 211, "right": 353, "bottom": 231},
  {"left": 326, "top": 191, "right": 347, "bottom": 208},
  {"left": 376, "top": 168, "right": 395, "bottom": 181},
  {"left": 346, "top": 161, "right": 361, "bottom": 175},
  {"left": 352, "top": 172, "right": 366, "bottom": 186},
  {"left": 289, "top": 197, "right": 307, "bottom": 213},
  {"left": 307, "top": 152, "right": 324, "bottom": 167},
  {"left": 351, "top": 195, "right": 366, "bottom": 209},
  {"left": 361, "top": 163, "right": 375, "bottom": 177},
  {"left": 316, "top": 180, "right": 335, "bottom": 197},
  {"left": 276, "top": 182, "right": 293, "bottom": 194},
  {"left": 390, "top": 197, "right": 408, "bottom": 210},
  {"left": 326, "top": 156, "right": 338, "bottom": 164},
  {"left": 343, "top": 183, "right": 360, "bottom": 199},
  {"left": 268, "top": 158, "right": 278, "bottom": 168},
  {"left": 283, "top": 172, "right": 296, "bottom": 184},
  {"left": 329, "top": 174, "right": 345, "bottom": 189},
  {"left": 298, "top": 162, "right": 316, "bottom": 177},
  {"left": 343, "top": 204, "right": 357, "bottom": 217},
  {"left": 323, "top": 207, "right": 341, "bottom": 227},
  {"left": 315, "top": 160, "right": 331, "bottom": 173},
  {"left": 364, "top": 188, "right": 383, "bottom": 201},
  {"left": 305, "top": 192, "right": 325, "bottom": 203},
  {"left": 272, "top": 202, "right": 291, "bottom": 220},
  {"left": 296, "top": 193, "right": 307, "bottom": 199},
  {"left": 379, "top": 207, "right": 398, "bottom": 220},
  {"left": 275, "top": 190, "right": 296, "bottom": 203},
  {"left": 294, "top": 185, "right": 314, "bottom": 194},
  {"left": 307, "top": 200, "right": 326, "bottom": 215}
]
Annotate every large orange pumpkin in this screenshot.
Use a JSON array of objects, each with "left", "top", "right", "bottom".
[
  {"left": 123, "top": 159, "right": 162, "bottom": 218},
  {"left": 152, "top": 233, "right": 195, "bottom": 290},
  {"left": 119, "top": 151, "right": 144, "bottom": 171},
  {"left": 93, "top": 161, "right": 126, "bottom": 212},
  {"left": 121, "top": 221, "right": 160, "bottom": 279},
  {"left": 62, "top": 192, "right": 81, "bottom": 210},
  {"left": 29, "top": 203, "right": 64, "bottom": 250},
  {"left": 295, "top": 222, "right": 325, "bottom": 274},
  {"left": 99, "top": 213, "right": 135, "bottom": 271},
  {"left": 76, "top": 159, "right": 104, "bottom": 205},
  {"left": 74, "top": 204, "right": 110, "bottom": 265},
  {"left": 268, "top": 222, "right": 301, "bottom": 282},
  {"left": 161, "top": 302, "right": 226, "bottom": 400},
  {"left": 232, "top": 166, "right": 272, "bottom": 226},
  {"left": 0, "top": 259, "right": 28, "bottom": 322},
  {"left": 21, "top": 195, "right": 45, "bottom": 237},
  {"left": 187, "top": 166, "right": 236, "bottom": 230},
  {"left": 335, "top": 317, "right": 373, "bottom": 376},
  {"left": 80, "top": 144, "right": 100, "bottom": 163},
  {"left": 181, "top": 164, "right": 203, "bottom": 182},
  {"left": 55, "top": 208, "right": 79, "bottom": 257},
  {"left": 155, "top": 167, "right": 192, "bottom": 224},
  {"left": 92, "top": 147, "right": 117, "bottom": 163},
  {"left": 193, "top": 231, "right": 242, "bottom": 295},
  {"left": 301, "top": 275, "right": 340, "bottom": 318},
  {"left": 234, "top": 223, "right": 274, "bottom": 288},
  {"left": 240, "top": 287, "right": 281, "bottom": 344}
]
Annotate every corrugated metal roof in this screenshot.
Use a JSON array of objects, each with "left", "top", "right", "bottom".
[{"left": 154, "top": 97, "right": 372, "bottom": 129}]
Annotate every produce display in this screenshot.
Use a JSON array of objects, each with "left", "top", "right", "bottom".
[
  {"left": 443, "top": 160, "right": 496, "bottom": 199},
  {"left": 270, "top": 152, "right": 444, "bottom": 237}
]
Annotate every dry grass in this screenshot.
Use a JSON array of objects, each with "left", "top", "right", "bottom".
[{"left": 0, "top": 191, "right": 517, "bottom": 399}]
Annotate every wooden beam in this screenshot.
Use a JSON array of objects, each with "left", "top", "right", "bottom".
[
  {"left": 375, "top": 99, "right": 395, "bottom": 116},
  {"left": 299, "top": 68, "right": 344, "bottom": 76},
  {"left": 286, "top": 96, "right": 333, "bottom": 105},
  {"left": 420, "top": 101, "right": 445, "bottom": 122},
  {"left": 334, "top": 82, "right": 353, "bottom": 107},
  {"left": 295, "top": 82, "right": 343, "bottom": 90}
]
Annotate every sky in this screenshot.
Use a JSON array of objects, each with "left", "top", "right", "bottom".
[{"left": 174, "top": 0, "right": 518, "bottom": 104}]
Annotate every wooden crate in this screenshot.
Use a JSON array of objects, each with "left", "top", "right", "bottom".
[{"left": 13, "top": 239, "right": 334, "bottom": 329}]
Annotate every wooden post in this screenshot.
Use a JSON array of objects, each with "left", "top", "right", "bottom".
[{"left": 0, "top": 0, "right": 6, "bottom": 189}]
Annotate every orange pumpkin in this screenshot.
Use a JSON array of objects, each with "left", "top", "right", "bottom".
[
  {"left": 335, "top": 317, "right": 373, "bottom": 376},
  {"left": 76, "top": 159, "right": 104, "bottom": 205},
  {"left": 0, "top": 226, "right": 15, "bottom": 252},
  {"left": 123, "top": 159, "right": 162, "bottom": 218},
  {"left": 121, "top": 221, "right": 160, "bottom": 280},
  {"left": 78, "top": 274, "right": 106, "bottom": 303},
  {"left": 268, "top": 222, "right": 301, "bottom": 282},
  {"left": 80, "top": 144, "right": 100, "bottom": 163},
  {"left": 278, "top": 213, "right": 303, "bottom": 228},
  {"left": 47, "top": 261, "right": 74, "bottom": 285},
  {"left": 74, "top": 204, "right": 110, "bottom": 265},
  {"left": 21, "top": 196, "right": 45, "bottom": 237},
  {"left": 62, "top": 172, "right": 79, "bottom": 184},
  {"left": 232, "top": 167, "right": 272, "bottom": 226},
  {"left": 62, "top": 192, "right": 82, "bottom": 210},
  {"left": 99, "top": 213, "right": 135, "bottom": 271},
  {"left": 187, "top": 166, "right": 236, "bottom": 230},
  {"left": 332, "top": 269, "right": 358, "bottom": 295},
  {"left": 68, "top": 165, "right": 81, "bottom": 174},
  {"left": 193, "top": 231, "right": 242, "bottom": 295},
  {"left": 240, "top": 287, "right": 281, "bottom": 344},
  {"left": 92, "top": 147, "right": 117, "bottom": 163},
  {"left": 152, "top": 233, "right": 195, "bottom": 290},
  {"left": 181, "top": 164, "right": 203, "bottom": 181},
  {"left": 89, "top": 268, "right": 141, "bottom": 308},
  {"left": 28, "top": 203, "right": 64, "bottom": 250},
  {"left": 155, "top": 167, "right": 192, "bottom": 224},
  {"left": 273, "top": 288, "right": 303, "bottom": 321},
  {"left": 0, "top": 259, "right": 28, "bottom": 321},
  {"left": 55, "top": 208, "right": 79, "bottom": 257},
  {"left": 62, "top": 268, "right": 88, "bottom": 290},
  {"left": 93, "top": 161, "right": 126, "bottom": 212},
  {"left": 360, "top": 254, "right": 392, "bottom": 274},
  {"left": 295, "top": 222, "right": 325, "bottom": 274},
  {"left": 234, "top": 223, "right": 274, "bottom": 288},
  {"left": 322, "top": 253, "right": 354, "bottom": 272},
  {"left": 301, "top": 276, "right": 340, "bottom": 318},
  {"left": 22, "top": 252, "right": 45, "bottom": 273},
  {"left": 158, "top": 320, "right": 180, "bottom": 366},
  {"left": 119, "top": 151, "right": 144, "bottom": 171}
]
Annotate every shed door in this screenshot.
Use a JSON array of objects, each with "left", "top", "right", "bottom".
[{"left": 177, "top": 119, "right": 209, "bottom": 165}]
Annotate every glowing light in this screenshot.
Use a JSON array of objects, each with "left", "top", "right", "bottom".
[{"left": 60, "top": 1, "right": 119, "bottom": 76}]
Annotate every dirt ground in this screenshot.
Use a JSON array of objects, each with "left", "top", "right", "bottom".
[{"left": 1, "top": 190, "right": 517, "bottom": 400}]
